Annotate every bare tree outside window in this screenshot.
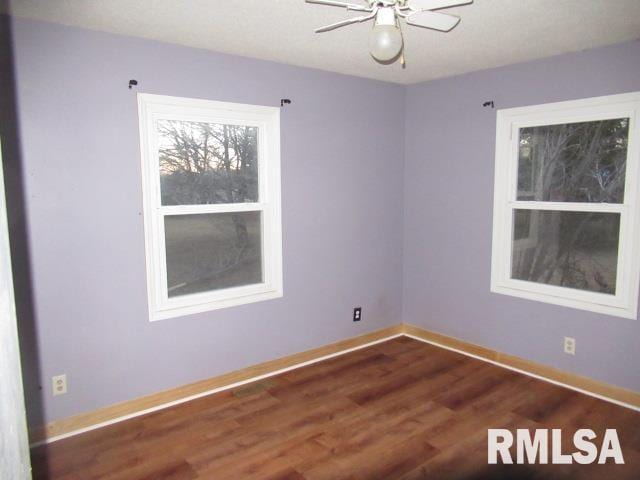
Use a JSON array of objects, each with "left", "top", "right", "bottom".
[
  {"left": 512, "top": 210, "right": 620, "bottom": 293},
  {"left": 158, "top": 120, "right": 259, "bottom": 205},
  {"left": 517, "top": 119, "right": 628, "bottom": 203}
]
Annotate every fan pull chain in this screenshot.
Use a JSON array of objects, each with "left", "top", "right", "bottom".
[{"left": 399, "top": 25, "right": 406, "bottom": 68}]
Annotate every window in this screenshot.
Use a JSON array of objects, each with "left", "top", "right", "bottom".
[
  {"left": 138, "top": 94, "right": 282, "bottom": 321},
  {"left": 491, "top": 92, "right": 640, "bottom": 319}
]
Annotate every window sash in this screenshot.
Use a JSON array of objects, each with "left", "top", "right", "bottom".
[
  {"left": 156, "top": 207, "right": 269, "bottom": 301},
  {"left": 507, "top": 201, "right": 625, "bottom": 213},
  {"left": 151, "top": 118, "right": 269, "bottom": 207},
  {"left": 491, "top": 92, "right": 640, "bottom": 319},
  {"left": 152, "top": 203, "right": 280, "bottom": 318},
  {"left": 159, "top": 203, "right": 267, "bottom": 215},
  {"left": 499, "top": 205, "right": 627, "bottom": 305}
]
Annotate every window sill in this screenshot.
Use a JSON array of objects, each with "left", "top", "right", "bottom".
[
  {"left": 149, "top": 287, "right": 283, "bottom": 322},
  {"left": 490, "top": 283, "right": 637, "bottom": 320}
]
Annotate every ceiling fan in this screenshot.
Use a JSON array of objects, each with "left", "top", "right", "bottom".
[{"left": 306, "top": 0, "right": 473, "bottom": 64}]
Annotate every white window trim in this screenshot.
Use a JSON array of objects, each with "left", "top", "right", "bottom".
[
  {"left": 138, "top": 94, "right": 283, "bottom": 321},
  {"left": 490, "top": 92, "right": 640, "bottom": 320}
]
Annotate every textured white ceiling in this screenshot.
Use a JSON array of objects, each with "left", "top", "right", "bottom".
[{"left": 7, "top": 0, "right": 640, "bottom": 84}]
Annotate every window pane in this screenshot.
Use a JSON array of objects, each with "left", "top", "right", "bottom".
[
  {"left": 158, "top": 120, "right": 259, "bottom": 205},
  {"left": 511, "top": 210, "right": 619, "bottom": 294},
  {"left": 165, "top": 212, "right": 262, "bottom": 297},
  {"left": 517, "top": 118, "right": 629, "bottom": 203}
]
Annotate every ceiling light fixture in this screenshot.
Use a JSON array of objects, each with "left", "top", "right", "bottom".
[
  {"left": 369, "top": 7, "right": 403, "bottom": 62},
  {"left": 306, "top": 0, "right": 473, "bottom": 65}
]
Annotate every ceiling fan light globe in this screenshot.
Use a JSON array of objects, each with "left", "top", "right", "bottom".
[{"left": 369, "top": 25, "right": 403, "bottom": 62}]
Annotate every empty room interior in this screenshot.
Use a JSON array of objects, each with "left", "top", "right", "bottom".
[{"left": 2, "top": 0, "right": 640, "bottom": 479}]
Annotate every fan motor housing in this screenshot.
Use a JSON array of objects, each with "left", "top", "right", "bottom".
[{"left": 375, "top": 7, "right": 397, "bottom": 26}]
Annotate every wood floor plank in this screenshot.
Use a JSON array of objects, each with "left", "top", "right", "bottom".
[{"left": 30, "top": 338, "right": 640, "bottom": 480}]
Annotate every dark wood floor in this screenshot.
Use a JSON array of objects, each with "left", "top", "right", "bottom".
[{"left": 31, "top": 337, "right": 640, "bottom": 479}]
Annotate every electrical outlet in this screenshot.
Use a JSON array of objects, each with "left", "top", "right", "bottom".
[
  {"left": 564, "top": 337, "right": 576, "bottom": 355},
  {"left": 353, "top": 307, "right": 362, "bottom": 322},
  {"left": 52, "top": 374, "right": 67, "bottom": 396}
]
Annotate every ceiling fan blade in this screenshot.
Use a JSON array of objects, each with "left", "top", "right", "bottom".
[
  {"left": 306, "top": 0, "right": 370, "bottom": 12},
  {"left": 315, "top": 12, "right": 376, "bottom": 32},
  {"left": 408, "top": 0, "right": 472, "bottom": 11},
  {"left": 406, "top": 10, "right": 460, "bottom": 31}
]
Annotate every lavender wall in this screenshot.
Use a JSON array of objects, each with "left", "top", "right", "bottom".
[
  {"left": 8, "top": 17, "right": 405, "bottom": 426},
  {"left": 403, "top": 40, "right": 640, "bottom": 393}
]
